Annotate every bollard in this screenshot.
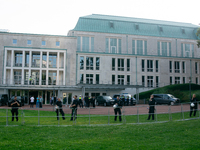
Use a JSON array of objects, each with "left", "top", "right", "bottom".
[
  {"left": 137, "top": 106, "right": 139, "bottom": 123},
  {"left": 6, "top": 109, "right": 8, "bottom": 126},
  {"left": 181, "top": 103, "right": 184, "bottom": 120},
  {"left": 108, "top": 107, "right": 110, "bottom": 125},
  {"left": 168, "top": 105, "right": 172, "bottom": 121}
]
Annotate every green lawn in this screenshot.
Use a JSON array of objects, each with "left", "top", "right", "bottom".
[{"left": 0, "top": 109, "right": 200, "bottom": 149}]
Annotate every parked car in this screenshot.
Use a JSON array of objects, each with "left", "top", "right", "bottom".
[
  {"left": 96, "top": 96, "right": 115, "bottom": 106},
  {"left": 113, "top": 93, "right": 136, "bottom": 105},
  {"left": 152, "top": 94, "right": 180, "bottom": 105},
  {"left": 0, "top": 94, "right": 8, "bottom": 106},
  {"left": 8, "top": 96, "right": 25, "bottom": 107}
]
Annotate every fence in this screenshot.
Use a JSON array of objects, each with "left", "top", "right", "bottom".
[{"left": 0, "top": 102, "right": 199, "bottom": 126}]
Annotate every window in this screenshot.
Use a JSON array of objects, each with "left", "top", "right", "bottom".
[
  {"left": 155, "top": 60, "right": 159, "bottom": 72},
  {"left": 14, "top": 70, "right": 22, "bottom": 84},
  {"left": 174, "top": 61, "right": 180, "bottom": 73},
  {"left": 77, "top": 36, "right": 81, "bottom": 51},
  {"left": 118, "top": 75, "right": 124, "bottom": 85},
  {"left": 112, "top": 75, "right": 115, "bottom": 85},
  {"left": 137, "top": 40, "right": 143, "bottom": 55},
  {"left": 86, "top": 57, "right": 93, "bottom": 70},
  {"left": 195, "top": 62, "right": 198, "bottom": 74},
  {"left": 32, "top": 53, "right": 40, "bottom": 67},
  {"left": 82, "top": 37, "right": 89, "bottom": 52},
  {"left": 105, "top": 38, "right": 121, "bottom": 53},
  {"left": 80, "top": 74, "right": 84, "bottom": 84},
  {"left": 42, "top": 41, "right": 46, "bottom": 46},
  {"left": 169, "top": 61, "right": 172, "bottom": 73},
  {"left": 42, "top": 52, "right": 47, "bottom": 68},
  {"left": 118, "top": 59, "right": 124, "bottom": 71},
  {"left": 112, "top": 58, "right": 115, "bottom": 71},
  {"left": 56, "top": 41, "right": 60, "bottom": 46},
  {"left": 181, "top": 43, "right": 194, "bottom": 57},
  {"left": 182, "top": 62, "right": 185, "bottom": 73},
  {"left": 27, "top": 40, "right": 32, "bottom": 45},
  {"left": 48, "top": 71, "right": 57, "bottom": 85},
  {"left": 183, "top": 77, "right": 185, "bottom": 84},
  {"left": 49, "top": 54, "right": 57, "bottom": 68},
  {"left": 142, "top": 60, "right": 145, "bottom": 72},
  {"left": 142, "top": 76, "right": 145, "bottom": 87},
  {"left": 127, "top": 75, "right": 130, "bottom": 85},
  {"left": 91, "top": 37, "right": 94, "bottom": 52},
  {"left": 96, "top": 74, "right": 99, "bottom": 84},
  {"left": 157, "top": 41, "right": 171, "bottom": 56},
  {"left": 161, "top": 42, "right": 167, "bottom": 56},
  {"left": 15, "top": 53, "right": 22, "bottom": 67},
  {"left": 80, "top": 56, "right": 84, "bottom": 70},
  {"left": 156, "top": 76, "right": 159, "bottom": 87},
  {"left": 147, "top": 76, "right": 153, "bottom": 87},
  {"left": 25, "top": 52, "right": 29, "bottom": 67},
  {"left": 127, "top": 59, "right": 130, "bottom": 71},
  {"left": 170, "top": 76, "right": 173, "bottom": 85},
  {"left": 147, "top": 60, "right": 153, "bottom": 72},
  {"left": 86, "top": 74, "right": 93, "bottom": 84},
  {"left": 96, "top": 57, "right": 100, "bottom": 70},
  {"left": 196, "top": 77, "right": 198, "bottom": 84},
  {"left": 175, "top": 77, "right": 180, "bottom": 84},
  {"left": 13, "top": 39, "right": 17, "bottom": 44}
]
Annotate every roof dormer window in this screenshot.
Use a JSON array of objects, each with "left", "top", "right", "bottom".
[
  {"left": 110, "top": 21, "right": 114, "bottom": 28},
  {"left": 135, "top": 24, "right": 139, "bottom": 30},
  {"left": 181, "top": 28, "right": 185, "bottom": 34},
  {"left": 159, "top": 26, "right": 163, "bottom": 32}
]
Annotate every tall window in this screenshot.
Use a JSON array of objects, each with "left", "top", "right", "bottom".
[
  {"left": 182, "top": 62, "right": 185, "bottom": 73},
  {"left": 112, "top": 58, "right": 115, "bottom": 71},
  {"left": 49, "top": 54, "right": 57, "bottom": 68},
  {"left": 127, "top": 59, "right": 130, "bottom": 71},
  {"left": 82, "top": 37, "right": 89, "bottom": 52},
  {"left": 96, "top": 74, "right": 99, "bottom": 84},
  {"left": 42, "top": 53, "right": 47, "bottom": 68},
  {"left": 142, "top": 60, "right": 145, "bottom": 72},
  {"left": 86, "top": 74, "right": 93, "bottom": 84},
  {"left": 32, "top": 53, "right": 40, "bottom": 67},
  {"left": 157, "top": 41, "right": 171, "bottom": 56},
  {"left": 195, "top": 62, "right": 198, "bottom": 74},
  {"left": 127, "top": 75, "right": 130, "bottom": 85},
  {"left": 106, "top": 38, "right": 121, "bottom": 53},
  {"left": 86, "top": 57, "right": 93, "bottom": 70},
  {"left": 48, "top": 71, "right": 57, "bottom": 85},
  {"left": 156, "top": 76, "right": 159, "bottom": 87},
  {"left": 170, "top": 76, "right": 173, "bottom": 85},
  {"left": 174, "top": 61, "right": 180, "bottom": 73},
  {"left": 118, "top": 59, "right": 124, "bottom": 71},
  {"left": 132, "top": 40, "right": 147, "bottom": 55},
  {"left": 96, "top": 57, "right": 100, "bottom": 70},
  {"left": 155, "top": 60, "right": 159, "bottom": 72},
  {"left": 147, "top": 60, "right": 153, "bottom": 72},
  {"left": 80, "top": 74, "right": 84, "bottom": 84},
  {"left": 15, "top": 53, "right": 22, "bottom": 67},
  {"left": 169, "top": 61, "right": 172, "bottom": 73},
  {"left": 181, "top": 43, "right": 194, "bottom": 57},
  {"left": 175, "top": 77, "right": 180, "bottom": 84},
  {"left": 147, "top": 76, "right": 153, "bottom": 87},
  {"left": 14, "top": 70, "right": 22, "bottom": 84},
  {"left": 183, "top": 77, "right": 185, "bottom": 84},
  {"left": 196, "top": 77, "right": 198, "bottom": 84},
  {"left": 80, "top": 56, "right": 84, "bottom": 70},
  {"left": 25, "top": 52, "right": 29, "bottom": 67},
  {"left": 142, "top": 76, "right": 145, "bottom": 87},
  {"left": 112, "top": 75, "right": 115, "bottom": 85},
  {"left": 118, "top": 75, "right": 124, "bottom": 85}
]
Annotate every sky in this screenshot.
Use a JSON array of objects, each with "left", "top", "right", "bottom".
[{"left": 0, "top": 0, "right": 199, "bottom": 35}]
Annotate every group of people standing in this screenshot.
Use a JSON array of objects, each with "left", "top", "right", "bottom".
[{"left": 29, "top": 95, "right": 43, "bottom": 108}]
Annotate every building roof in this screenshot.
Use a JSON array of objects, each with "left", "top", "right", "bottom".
[{"left": 73, "top": 14, "right": 199, "bottom": 39}]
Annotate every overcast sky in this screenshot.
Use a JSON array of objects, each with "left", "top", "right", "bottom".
[{"left": 0, "top": 0, "right": 199, "bottom": 35}]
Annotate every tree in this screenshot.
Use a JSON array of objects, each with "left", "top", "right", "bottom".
[{"left": 196, "top": 28, "right": 200, "bottom": 48}]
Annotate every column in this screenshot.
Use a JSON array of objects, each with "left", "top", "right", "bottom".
[
  {"left": 57, "top": 52, "right": 60, "bottom": 85},
  {"left": 46, "top": 52, "right": 49, "bottom": 85},
  {"left": 39, "top": 51, "right": 42, "bottom": 85},
  {"left": 3, "top": 49, "right": 7, "bottom": 84}
]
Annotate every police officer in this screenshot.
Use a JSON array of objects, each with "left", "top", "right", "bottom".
[
  {"left": 78, "top": 95, "right": 83, "bottom": 108},
  {"left": 130, "top": 95, "right": 133, "bottom": 106},
  {"left": 114, "top": 96, "right": 123, "bottom": 121},
  {"left": 190, "top": 94, "right": 198, "bottom": 117},
  {"left": 70, "top": 95, "right": 79, "bottom": 121},
  {"left": 84, "top": 95, "right": 89, "bottom": 108},
  {"left": 55, "top": 98, "right": 65, "bottom": 120},
  {"left": 11, "top": 96, "right": 20, "bottom": 121},
  {"left": 147, "top": 95, "right": 155, "bottom": 120},
  {"left": 126, "top": 96, "right": 129, "bottom": 106},
  {"left": 88, "top": 96, "right": 91, "bottom": 107},
  {"left": 91, "top": 96, "right": 96, "bottom": 108},
  {"left": 121, "top": 95, "right": 125, "bottom": 106}
]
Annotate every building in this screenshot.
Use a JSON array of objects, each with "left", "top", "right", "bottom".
[{"left": 0, "top": 14, "right": 199, "bottom": 104}]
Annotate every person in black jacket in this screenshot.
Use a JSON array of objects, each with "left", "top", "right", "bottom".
[
  {"left": 55, "top": 98, "right": 65, "bottom": 120},
  {"left": 84, "top": 95, "right": 89, "bottom": 108},
  {"left": 114, "top": 96, "right": 123, "bottom": 121},
  {"left": 11, "top": 96, "right": 20, "bottom": 121},
  {"left": 70, "top": 95, "right": 79, "bottom": 121},
  {"left": 147, "top": 95, "right": 155, "bottom": 120},
  {"left": 190, "top": 94, "right": 198, "bottom": 117}
]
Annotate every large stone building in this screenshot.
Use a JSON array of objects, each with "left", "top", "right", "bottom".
[{"left": 0, "top": 14, "right": 199, "bottom": 104}]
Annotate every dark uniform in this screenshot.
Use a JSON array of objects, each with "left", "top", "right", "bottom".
[
  {"left": 84, "top": 96, "right": 89, "bottom": 108},
  {"left": 114, "top": 98, "right": 123, "bottom": 121},
  {"left": 11, "top": 99, "right": 20, "bottom": 121},
  {"left": 121, "top": 96, "right": 125, "bottom": 106},
  {"left": 70, "top": 99, "right": 78, "bottom": 121},
  {"left": 91, "top": 97, "right": 95, "bottom": 108},
  {"left": 130, "top": 96, "right": 133, "bottom": 106},
  {"left": 190, "top": 97, "right": 198, "bottom": 117},
  {"left": 78, "top": 96, "right": 83, "bottom": 108},
  {"left": 126, "top": 97, "right": 129, "bottom": 106},
  {"left": 147, "top": 97, "right": 155, "bottom": 120},
  {"left": 55, "top": 100, "right": 65, "bottom": 120}
]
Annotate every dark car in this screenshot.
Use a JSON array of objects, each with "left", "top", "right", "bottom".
[
  {"left": 8, "top": 96, "right": 25, "bottom": 107},
  {"left": 0, "top": 94, "right": 8, "bottom": 106},
  {"left": 96, "top": 96, "right": 115, "bottom": 106},
  {"left": 153, "top": 94, "right": 180, "bottom": 105}
]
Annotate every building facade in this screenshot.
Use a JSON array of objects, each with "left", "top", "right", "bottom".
[{"left": 0, "top": 14, "right": 199, "bottom": 104}]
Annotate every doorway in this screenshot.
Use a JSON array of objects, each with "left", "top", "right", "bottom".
[{"left": 29, "top": 91, "right": 38, "bottom": 104}]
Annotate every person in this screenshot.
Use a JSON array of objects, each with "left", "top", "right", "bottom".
[
  {"left": 11, "top": 96, "right": 20, "bottom": 121},
  {"left": 78, "top": 95, "right": 83, "bottom": 108},
  {"left": 84, "top": 95, "right": 89, "bottom": 108},
  {"left": 121, "top": 95, "right": 125, "bottom": 106},
  {"left": 39, "top": 96, "right": 43, "bottom": 108},
  {"left": 30, "top": 96, "right": 34, "bottom": 108},
  {"left": 70, "top": 95, "right": 79, "bottom": 121},
  {"left": 91, "top": 96, "right": 96, "bottom": 108},
  {"left": 190, "top": 94, "right": 198, "bottom": 117},
  {"left": 29, "top": 76, "right": 32, "bottom": 85},
  {"left": 114, "top": 96, "right": 123, "bottom": 121},
  {"left": 88, "top": 96, "right": 91, "bottom": 107},
  {"left": 147, "top": 95, "right": 155, "bottom": 120},
  {"left": 50, "top": 96, "right": 54, "bottom": 105},
  {"left": 130, "top": 95, "right": 133, "bottom": 106},
  {"left": 126, "top": 96, "right": 129, "bottom": 106},
  {"left": 55, "top": 98, "right": 65, "bottom": 120},
  {"left": 36, "top": 96, "right": 40, "bottom": 108}
]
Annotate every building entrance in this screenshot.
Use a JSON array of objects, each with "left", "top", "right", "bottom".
[{"left": 29, "top": 91, "right": 38, "bottom": 104}]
